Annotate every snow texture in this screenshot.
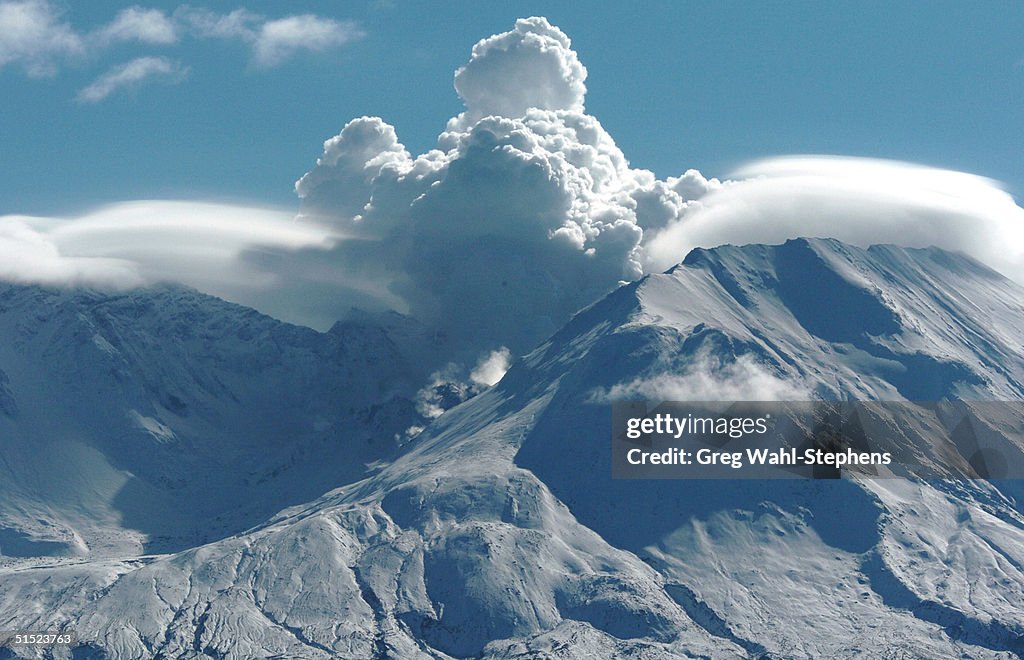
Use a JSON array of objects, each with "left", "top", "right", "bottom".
[{"left": 2, "top": 239, "right": 1024, "bottom": 658}]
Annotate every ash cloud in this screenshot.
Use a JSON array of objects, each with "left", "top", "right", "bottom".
[{"left": 294, "top": 17, "right": 718, "bottom": 360}]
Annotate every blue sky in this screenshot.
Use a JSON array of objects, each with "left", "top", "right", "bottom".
[{"left": 2, "top": 1, "right": 1022, "bottom": 215}]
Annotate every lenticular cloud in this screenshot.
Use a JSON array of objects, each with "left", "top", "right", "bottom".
[
  {"left": 643, "top": 156, "right": 1024, "bottom": 280},
  {"left": 0, "top": 201, "right": 332, "bottom": 302}
]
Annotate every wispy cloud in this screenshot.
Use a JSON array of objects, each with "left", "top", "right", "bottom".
[
  {"left": 251, "top": 15, "right": 362, "bottom": 68},
  {"left": 95, "top": 6, "right": 178, "bottom": 46},
  {"left": 0, "top": 1, "right": 363, "bottom": 91},
  {"left": 0, "top": 1, "right": 177, "bottom": 76},
  {"left": 177, "top": 7, "right": 363, "bottom": 68},
  {"left": 0, "top": 0, "right": 84, "bottom": 77},
  {"left": 76, "top": 56, "right": 188, "bottom": 103},
  {"left": 176, "top": 7, "right": 257, "bottom": 40}
]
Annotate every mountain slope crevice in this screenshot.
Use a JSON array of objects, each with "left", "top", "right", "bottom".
[
  {"left": 863, "top": 551, "right": 1024, "bottom": 657},
  {"left": 663, "top": 583, "right": 771, "bottom": 658}
]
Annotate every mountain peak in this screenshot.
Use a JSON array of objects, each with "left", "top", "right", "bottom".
[{"left": 634, "top": 239, "right": 1023, "bottom": 400}]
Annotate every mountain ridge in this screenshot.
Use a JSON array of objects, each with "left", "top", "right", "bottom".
[
  {"left": 0, "top": 281, "right": 430, "bottom": 559},
  {"left": 3, "top": 238, "right": 1024, "bottom": 657}
]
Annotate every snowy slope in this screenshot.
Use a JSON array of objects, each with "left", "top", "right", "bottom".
[
  {"left": 3, "top": 239, "right": 1024, "bottom": 658},
  {"left": 513, "top": 238, "right": 1024, "bottom": 655},
  {"left": 0, "top": 284, "right": 436, "bottom": 558}
]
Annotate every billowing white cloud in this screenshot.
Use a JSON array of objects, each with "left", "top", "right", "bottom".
[
  {"left": 95, "top": 6, "right": 177, "bottom": 46},
  {"left": 290, "top": 18, "right": 731, "bottom": 361},
  {"left": 77, "top": 56, "right": 188, "bottom": 103},
  {"left": 0, "top": 0, "right": 83, "bottom": 76},
  {"left": 451, "top": 16, "right": 587, "bottom": 127},
  {"left": 643, "top": 156, "right": 1024, "bottom": 283}
]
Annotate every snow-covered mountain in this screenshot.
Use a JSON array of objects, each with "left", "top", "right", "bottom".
[
  {"left": 3, "top": 238, "right": 1024, "bottom": 658},
  {"left": 0, "top": 283, "right": 443, "bottom": 559}
]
